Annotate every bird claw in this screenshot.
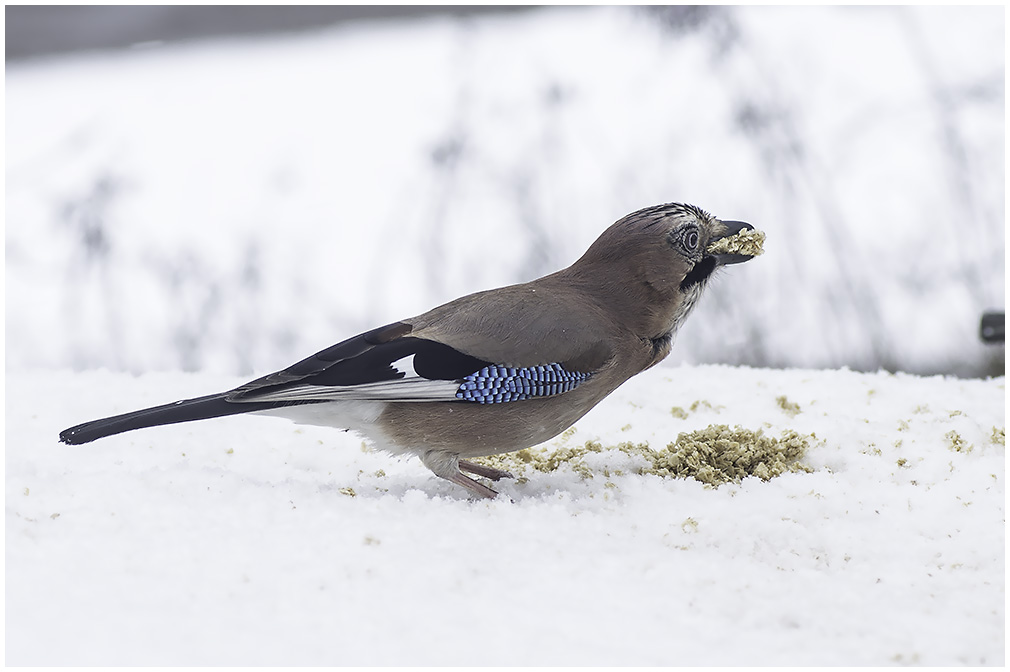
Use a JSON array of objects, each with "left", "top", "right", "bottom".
[
  {"left": 448, "top": 460, "right": 515, "bottom": 501},
  {"left": 458, "top": 460, "right": 514, "bottom": 482},
  {"left": 445, "top": 471, "right": 507, "bottom": 500}
]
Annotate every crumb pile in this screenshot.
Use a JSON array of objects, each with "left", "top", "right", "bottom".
[
  {"left": 475, "top": 424, "right": 812, "bottom": 487},
  {"left": 707, "top": 227, "right": 766, "bottom": 256}
]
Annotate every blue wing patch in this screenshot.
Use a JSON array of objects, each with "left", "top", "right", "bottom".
[{"left": 455, "top": 363, "right": 590, "bottom": 404}]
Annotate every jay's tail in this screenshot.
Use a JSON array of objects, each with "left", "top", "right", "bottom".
[{"left": 59, "top": 394, "right": 286, "bottom": 445}]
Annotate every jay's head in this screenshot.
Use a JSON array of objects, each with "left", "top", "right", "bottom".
[{"left": 567, "top": 202, "right": 760, "bottom": 339}]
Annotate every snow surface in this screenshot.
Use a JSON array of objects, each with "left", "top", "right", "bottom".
[
  {"left": 5, "top": 6, "right": 1005, "bottom": 377},
  {"left": 6, "top": 366, "right": 1004, "bottom": 665}
]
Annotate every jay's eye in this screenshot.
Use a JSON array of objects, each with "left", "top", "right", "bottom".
[{"left": 682, "top": 227, "right": 700, "bottom": 253}]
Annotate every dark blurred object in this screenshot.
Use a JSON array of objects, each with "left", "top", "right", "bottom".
[
  {"left": 643, "top": 5, "right": 721, "bottom": 33},
  {"left": 641, "top": 5, "right": 737, "bottom": 52},
  {"left": 979, "top": 311, "right": 1004, "bottom": 343},
  {"left": 6, "top": 5, "right": 532, "bottom": 61}
]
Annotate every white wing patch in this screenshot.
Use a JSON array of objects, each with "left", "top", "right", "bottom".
[{"left": 391, "top": 354, "right": 419, "bottom": 378}]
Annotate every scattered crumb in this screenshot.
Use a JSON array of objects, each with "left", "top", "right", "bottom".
[
  {"left": 226, "top": 448, "right": 234, "bottom": 454},
  {"left": 670, "top": 406, "right": 689, "bottom": 419},
  {"left": 991, "top": 427, "right": 1005, "bottom": 446},
  {"left": 689, "top": 400, "right": 722, "bottom": 413},
  {"left": 896, "top": 458, "right": 908, "bottom": 468},
  {"left": 891, "top": 653, "right": 921, "bottom": 665},
  {"left": 363, "top": 536, "right": 380, "bottom": 546},
  {"left": 776, "top": 395, "right": 801, "bottom": 417},
  {"left": 948, "top": 410, "right": 963, "bottom": 418},
  {"left": 707, "top": 227, "right": 766, "bottom": 256},
  {"left": 945, "top": 431, "right": 973, "bottom": 454},
  {"left": 681, "top": 517, "right": 699, "bottom": 533},
  {"left": 50, "top": 513, "right": 60, "bottom": 520},
  {"left": 338, "top": 487, "right": 357, "bottom": 497},
  {"left": 23, "top": 488, "right": 29, "bottom": 496},
  {"left": 897, "top": 419, "right": 910, "bottom": 432}
]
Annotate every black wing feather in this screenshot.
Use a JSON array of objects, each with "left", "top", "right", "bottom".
[{"left": 228, "top": 321, "right": 491, "bottom": 401}]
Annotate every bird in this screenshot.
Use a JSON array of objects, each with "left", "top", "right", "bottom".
[{"left": 60, "top": 202, "right": 760, "bottom": 498}]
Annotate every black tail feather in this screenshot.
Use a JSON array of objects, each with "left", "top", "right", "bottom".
[{"left": 58, "top": 393, "right": 290, "bottom": 445}]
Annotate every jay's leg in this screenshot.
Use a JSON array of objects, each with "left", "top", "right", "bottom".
[{"left": 420, "top": 451, "right": 503, "bottom": 499}]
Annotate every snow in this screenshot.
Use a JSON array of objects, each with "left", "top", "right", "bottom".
[
  {"left": 6, "top": 366, "right": 1004, "bottom": 665},
  {"left": 5, "top": 5, "right": 1005, "bottom": 666}
]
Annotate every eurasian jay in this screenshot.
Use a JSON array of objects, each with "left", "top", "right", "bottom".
[{"left": 60, "top": 202, "right": 760, "bottom": 498}]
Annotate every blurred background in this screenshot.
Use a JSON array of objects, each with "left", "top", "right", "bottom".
[{"left": 6, "top": 6, "right": 1005, "bottom": 378}]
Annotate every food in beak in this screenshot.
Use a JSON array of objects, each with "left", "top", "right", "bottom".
[{"left": 707, "top": 227, "right": 766, "bottom": 257}]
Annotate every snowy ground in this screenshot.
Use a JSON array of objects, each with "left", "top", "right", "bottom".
[{"left": 6, "top": 366, "right": 1004, "bottom": 665}]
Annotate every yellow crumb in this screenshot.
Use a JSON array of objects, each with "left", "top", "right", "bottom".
[
  {"left": 776, "top": 395, "right": 801, "bottom": 417},
  {"left": 707, "top": 227, "right": 766, "bottom": 256}
]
